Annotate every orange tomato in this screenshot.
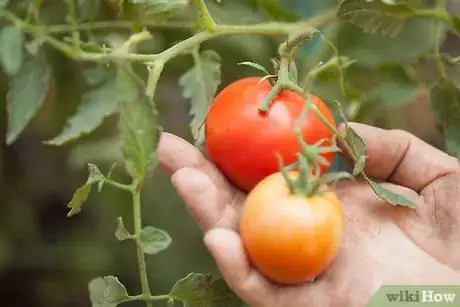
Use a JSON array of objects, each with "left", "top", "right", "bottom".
[{"left": 239, "top": 171, "right": 344, "bottom": 285}]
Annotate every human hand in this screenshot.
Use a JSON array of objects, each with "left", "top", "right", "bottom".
[{"left": 158, "top": 123, "right": 460, "bottom": 307}]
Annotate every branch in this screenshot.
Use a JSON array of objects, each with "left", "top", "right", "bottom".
[{"left": 0, "top": 7, "right": 336, "bottom": 63}]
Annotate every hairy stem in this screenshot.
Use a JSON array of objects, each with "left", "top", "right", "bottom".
[
  {"left": 0, "top": 7, "right": 336, "bottom": 64},
  {"left": 103, "top": 178, "right": 133, "bottom": 192},
  {"left": 132, "top": 182, "right": 152, "bottom": 307},
  {"left": 192, "top": 0, "right": 217, "bottom": 31},
  {"left": 65, "top": 0, "right": 80, "bottom": 49}
]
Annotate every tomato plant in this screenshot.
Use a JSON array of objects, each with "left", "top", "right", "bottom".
[
  {"left": 240, "top": 171, "right": 344, "bottom": 285},
  {"left": 0, "top": 0, "right": 459, "bottom": 306},
  {"left": 205, "top": 77, "right": 336, "bottom": 192}
]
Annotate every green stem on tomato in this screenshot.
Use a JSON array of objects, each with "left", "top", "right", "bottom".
[{"left": 132, "top": 180, "right": 152, "bottom": 307}]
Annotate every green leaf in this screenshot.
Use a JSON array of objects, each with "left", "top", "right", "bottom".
[
  {"left": 139, "top": 226, "right": 172, "bottom": 255},
  {"left": 179, "top": 49, "right": 221, "bottom": 145},
  {"left": 115, "top": 217, "right": 133, "bottom": 241},
  {"left": 331, "top": 101, "right": 417, "bottom": 208},
  {"left": 117, "top": 64, "right": 161, "bottom": 178},
  {"left": 170, "top": 273, "right": 241, "bottom": 307},
  {"left": 331, "top": 100, "right": 368, "bottom": 175},
  {"left": 364, "top": 175, "right": 417, "bottom": 208},
  {"left": 429, "top": 79, "right": 460, "bottom": 159},
  {"left": 313, "top": 65, "right": 419, "bottom": 120},
  {"left": 0, "top": 26, "right": 24, "bottom": 75},
  {"left": 346, "top": 127, "right": 367, "bottom": 176},
  {"left": 88, "top": 276, "right": 129, "bottom": 307},
  {"left": 45, "top": 77, "right": 119, "bottom": 146},
  {"left": 337, "top": 0, "right": 414, "bottom": 37},
  {"left": 335, "top": 18, "right": 441, "bottom": 67},
  {"left": 6, "top": 51, "right": 52, "bottom": 145},
  {"left": 67, "top": 163, "right": 104, "bottom": 217}
]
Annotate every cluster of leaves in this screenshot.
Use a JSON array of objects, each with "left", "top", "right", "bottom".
[
  {"left": 1, "top": 0, "right": 460, "bottom": 306},
  {"left": 335, "top": 0, "right": 460, "bottom": 159}
]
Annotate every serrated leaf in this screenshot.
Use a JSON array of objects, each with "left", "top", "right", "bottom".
[
  {"left": 88, "top": 276, "right": 129, "bottom": 307},
  {"left": 336, "top": 18, "right": 440, "bottom": 67},
  {"left": 429, "top": 79, "right": 460, "bottom": 159},
  {"left": 139, "top": 226, "right": 172, "bottom": 254},
  {"left": 115, "top": 217, "right": 132, "bottom": 241},
  {"left": 117, "top": 64, "right": 161, "bottom": 178},
  {"left": 6, "top": 51, "right": 52, "bottom": 145},
  {"left": 170, "top": 273, "right": 241, "bottom": 307},
  {"left": 67, "top": 163, "right": 104, "bottom": 217},
  {"left": 337, "top": 0, "right": 414, "bottom": 37},
  {"left": 0, "top": 26, "right": 24, "bottom": 75},
  {"left": 45, "top": 77, "right": 119, "bottom": 146},
  {"left": 179, "top": 50, "right": 221, "bottom": 145},
  {"left": 364, "top": 175, "right": 417, "bottom": 208}
]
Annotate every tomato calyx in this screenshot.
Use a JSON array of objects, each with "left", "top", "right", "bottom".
[
  {"left": 277, "top": 126, "right": 352, "bottom": 198},
  {"left": 251, "top": 27, "right": 353, "bottom": 198}
]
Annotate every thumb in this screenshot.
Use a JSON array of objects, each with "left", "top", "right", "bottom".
[{"left": 339, "top": 122, "right": 459, "bottom": 192}]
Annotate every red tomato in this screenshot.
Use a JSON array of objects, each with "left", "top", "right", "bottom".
[
  {"left": 205, "top": 77, "right": 336, "bottom": 192},
  {"left": 240, "top": 171, "right": 344, "bottom": 285}
]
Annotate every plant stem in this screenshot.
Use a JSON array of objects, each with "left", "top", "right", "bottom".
[
  {"left": 132, "top": 182, "right": 152, "bottom": 307},
  {"left": 0, "top": 7, "right": 336, "bottom": 64},
  {"left": 103, "top": 178, "right": 133, "bottom": 192},
  {"left": 128, "top": 294, "right": 172, "bottom": 301},
  {"left": 66, "top": 0, "right": 80, "bottom": 49},
  {"left": 192, "top": 0, "right": 217, "bottom": 31}
]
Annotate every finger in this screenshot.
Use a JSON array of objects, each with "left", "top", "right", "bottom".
[
  {"left": 158, "top": 132, "right": 233, "bottom": 193},
  {"left": 340, "top": 123, "right": 459, "bottom": 192},
  {"left": 204, "top": 228, "right": 277, "bottom": 307},
  {"left": 171, "top": 168, "right": 239, "bottom": 231}
]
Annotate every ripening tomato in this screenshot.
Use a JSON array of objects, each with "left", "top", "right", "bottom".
[
  {"left": 204, "top": 77, "right": 336, "bottom": 192},
  {"left": 239, "top": 171, "right": 344, "bottom": 285}
]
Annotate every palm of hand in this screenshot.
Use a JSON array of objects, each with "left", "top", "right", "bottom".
[{"left": 158, "top": 123, "right": 460, "bottom": 307}]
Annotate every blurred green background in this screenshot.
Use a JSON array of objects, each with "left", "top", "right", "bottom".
[{"left": 0, "top": 0, "right": 457, "bottom": 306}]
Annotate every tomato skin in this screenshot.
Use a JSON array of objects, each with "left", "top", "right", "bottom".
[
  {"left": 205, "top": 77, "right": 336, "bottom": 192},
  {"left": 239, "top": 172, "right": 344, "bottom": 285}
]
